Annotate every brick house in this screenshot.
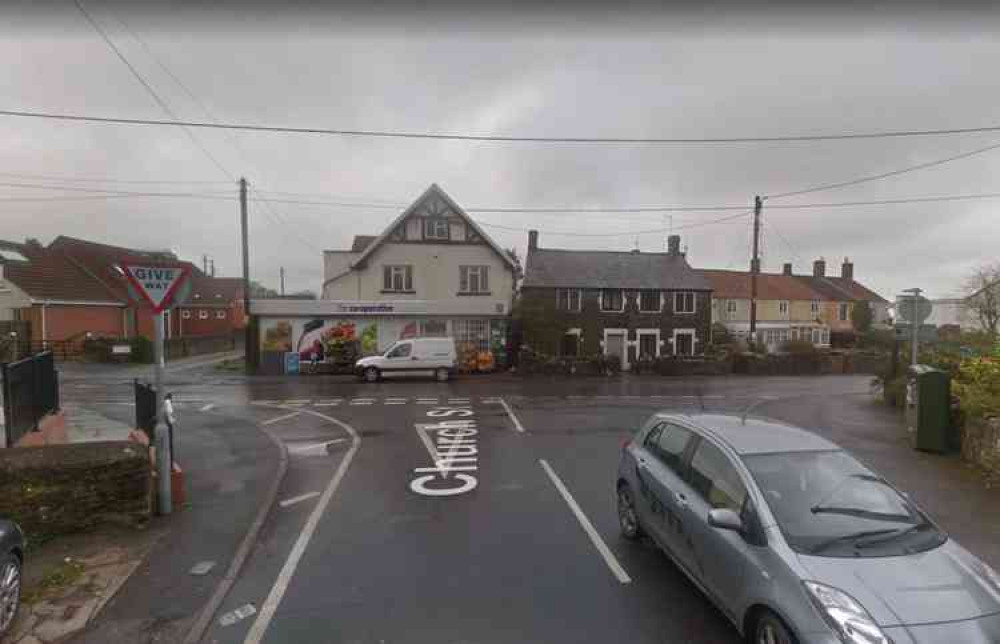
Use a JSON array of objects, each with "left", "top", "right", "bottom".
[
  {"left": 169, "top": 275, "right": 245, "bottom": 339},
  {"left": 519, "top": 232, "right": 712, "bottom": 368}
]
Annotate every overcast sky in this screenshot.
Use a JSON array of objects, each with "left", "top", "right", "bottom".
[{"left": 2, "top": 2, "right": 999, "bottom": 299}]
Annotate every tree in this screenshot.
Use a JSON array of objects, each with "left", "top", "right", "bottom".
[
  {"left": 248, "top": 280, "right": 278, "bottom": 298},
  {"left": 964, "top": 263, "right": 1000, "bottom": 338},
  {"left": 851, "top": 300, "right": 873, "bottom": 333}
]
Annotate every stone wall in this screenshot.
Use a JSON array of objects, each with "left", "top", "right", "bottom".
[{"left": 0, "top": 441, "right": 150, "bottom": 542}]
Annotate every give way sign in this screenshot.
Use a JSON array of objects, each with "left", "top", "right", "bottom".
[{"left": 121, "top": 263, "right": 191, "bottom": 313}]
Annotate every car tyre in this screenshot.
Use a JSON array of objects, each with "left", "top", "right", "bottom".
[
  {"left": 0, "top": 553, "right": 21, "bottom": 638},
  {"left": 752, "top": 609, "right": 796, "bottom": 644},
  {"left": 363, "top": 367, "right": 380, "bottom": 383},
  {"left": 617, "top": 483, "right": 644, "bottom": 540},
  {"left": 434, "top": 368, "right": 450, "bottom": 382}
]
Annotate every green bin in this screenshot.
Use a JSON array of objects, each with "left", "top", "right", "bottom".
[{"left": 905, "top": 365, "right": 951, "bottom": 453}]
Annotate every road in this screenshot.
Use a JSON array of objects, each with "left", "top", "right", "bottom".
[{"left": 58, "top": 366, "right": 996, "bottom": 643}]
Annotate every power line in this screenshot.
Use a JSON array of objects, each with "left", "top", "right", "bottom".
[
  {"left": 0, "top": 180, "right": 231, "bottom": 196},
  {"left": 6, "top": 107, "right": 1000, "bottom": 145},
  {"left": 0, "top": 171, "right": 228, "bottom": 185},
  {"left": 764, "top": 220, "right": 803, "bottom": 263},
  {"left": 477, "top": 210, "right": 752, "bottom": 238},
  {"left": 766, "top": 139, "right": 1000, "bottom": 200},
  {"left": 0, "top": 192, "right": 233, "bottom": 203}
]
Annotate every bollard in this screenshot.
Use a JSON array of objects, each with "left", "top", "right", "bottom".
[{"left": 155, "top": 423, "right": 172, "bottom": 515}]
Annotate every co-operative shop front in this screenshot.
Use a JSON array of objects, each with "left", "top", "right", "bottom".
[{"left": 250, "top": 299, "right": 510, "bottom": 375}]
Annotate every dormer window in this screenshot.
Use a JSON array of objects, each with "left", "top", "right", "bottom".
[{"left": 424, "top": 218, "right": 449, "bottom": 240}]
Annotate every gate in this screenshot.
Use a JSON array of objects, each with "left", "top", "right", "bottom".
[{"left": 1, "top": 351, "right": 59, "bottom": 447}]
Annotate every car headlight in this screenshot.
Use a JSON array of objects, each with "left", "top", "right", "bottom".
[{"left": 803, "top": 581, "right": 891, "bottom": 644}]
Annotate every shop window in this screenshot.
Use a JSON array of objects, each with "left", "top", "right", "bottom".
[
  {"left": 420, "top": 320, "right": 448, "bottom": 337},
  {"left": 639, "top": 290, "right": 661, "bottom": 313},
  {"left": 453, "top": 319, "right": 490, "bottom": 352}
]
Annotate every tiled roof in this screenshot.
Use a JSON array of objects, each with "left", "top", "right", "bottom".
[
  {"left": 350, "top": 235, "right": 377, "bottom": 252},
  {"left": 184, "top": 276, "right": 243, "bottom": 305},
  {"left": 0, "top": 240, "right": 123, "bottom": 303},
  {"left": 823, "top": 276, "right": 888, "bottom": 303},
  {"left": 699, "top": 270, "right": 821, "bottom": 300},
  {"left": 523, "top": 248, "right": 711, "bottom": 290}
]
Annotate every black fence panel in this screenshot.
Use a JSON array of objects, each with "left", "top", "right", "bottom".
[
  {"left": 1, "top": 351, "right": 59, "bottom": 447},
  {"left": 134, "top": 380, "right": 157, "bottom": 442}
]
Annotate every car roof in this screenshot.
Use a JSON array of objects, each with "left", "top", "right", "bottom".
[{"left": 654, "top": 412, "right": 840, "bottom": 456}]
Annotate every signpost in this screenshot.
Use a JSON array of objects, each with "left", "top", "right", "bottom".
[
  {"left": 897, "top": 289, "right": 932, "bottom": 366},
  {"left": 121, "top": 263, "right": 191, "bottom": 515}
]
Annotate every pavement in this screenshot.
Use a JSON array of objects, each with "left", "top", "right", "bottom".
[{"left": 41, "top": 367, "right": 1000, "bottom": 644}]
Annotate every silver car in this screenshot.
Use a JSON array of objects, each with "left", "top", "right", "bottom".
[{"left": 616, "top": 412, "right": 1000, "bottom": 644}]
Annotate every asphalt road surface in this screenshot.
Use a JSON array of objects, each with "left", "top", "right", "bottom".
[{"left": 62, "top": 368, "right": 979, "bottom": 644}]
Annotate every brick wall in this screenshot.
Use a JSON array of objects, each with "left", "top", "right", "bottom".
[
  {"left": 519, "top": 287, "right": 712, "bottom": 361},
  {"left": 22, "top": 304, "right": 125, "bottom": 344}
]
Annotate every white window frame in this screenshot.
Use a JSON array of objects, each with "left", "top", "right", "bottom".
[
  {"left": 726, "top": 299, "right": 738, "bottom": 314},
  {"left": 811, "top": 300, "right": 820, "bottom": 314},
  {"left": 383, "top": 265, "right": 414, "bottom": 292},
  {"left": 674, "top": 291, "right": 696, "bottom": 314},
  {"left": 460, "top": 265, "right": 490, "bottom": 294},
  {"left": 839, "top": 302, "right": 849, "bottom": 321},
  {"left": 638, "top": 290, "right": 662, "bottom": 313},
  {"left": 556, "top": 288, "right": 582, "bottom": 312},
  {"left": 181, "top": 309, "right": 191, "bottom": 320},
  {"left": 636, "top": 328, "right": 661, "bottom": 359},
  {"left": 778, "top": 300, "right": 789, "bottom": 316},
  {"left": 216, "top": 310, "right": 227, "bottom": 319},
  {"left": 672, "top": 328, "right": 697, "bottom": 356},
  {"left": 600, "top": 289, "right": 625, "bottom": 313},
  {"left": 601, "top": 328, "right": 629, "bottom": 367},
  {"left": 198, "top": 310, "right": 209, "bottom": 320},
  {"left": 424, "top": 218, "right": 450, "bottom": 240}
]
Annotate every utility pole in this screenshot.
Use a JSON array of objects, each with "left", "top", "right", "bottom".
[
  {"left": 209, "top": 258, "right": 215, "bottom": 277},
  {"left": 202, "top": 254, "right": 208, "bottom": 274},
  {"left": 749, "top": 195, "right": 762, "bottom": 344},
  {"left": 240, "top": 178, "right": 252, "bottom": 373},
  {"left": 904, "top": 287, "right": 923, "bottom": 366},
  {"left": 280, "top": 267, "right": 285, "bottom": 296}
]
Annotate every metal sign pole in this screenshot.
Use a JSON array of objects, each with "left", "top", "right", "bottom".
[{"left": 153, "top": 311, "right": 172, "bottom": 515}]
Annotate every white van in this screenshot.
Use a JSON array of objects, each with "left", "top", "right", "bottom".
[{"left": 355, "top": 337, "right": 458, "bottom": 382}]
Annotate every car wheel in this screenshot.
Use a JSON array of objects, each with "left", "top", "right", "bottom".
[
  {"left": 434, "top": 368, "right": 449, "bottom": 382},
  {"left": 617, "top": 483, "right": 643, "bottom": 540},
  {"left": 753, "top": 610, "right": 796, "bottom": 644},
  {"left": 364, "top": 367, "right": 380, "bottom": 383},
  {"left": 0, "top": 553, "right": 21, "bottom": 637}
]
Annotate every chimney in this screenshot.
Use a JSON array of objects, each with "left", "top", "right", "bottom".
[
  {"left": 813, "top": 257, "right": 826, "bottom": 277},
  {"left": 782, "top": 262, "right": 793, "bottom": 276},
  {"left": 667, "top": 235, "right": 681, "bottom": 256},
  {"left": 750, "top": 258, "right": 761, "bottom": 274},
  {"left": 528, "top": 230, "right": 539, "bottom": 251},
  {"left": 841, "top": 257, "right": 854, "bottom": 280}
]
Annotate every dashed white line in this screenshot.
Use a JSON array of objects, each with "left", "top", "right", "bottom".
[
  {"left": 385, "top": 398, "right": 408, "bottom": 405},
  {"left": 200, "top": 403, "right": 215, "bottom": 412},
  {"left": 314, "top": 400, "right": 342, "bottom": 407},
  {"left": 350, "top": 398, "right": 375, "bottom": 405},
  {"left": 539, "top": 459, "right": 631, "bottom": 585},
  {"left": 498, "top": 397, "right": 526, "bottom": 433},
  {"left": 261, "top": 411, "right": 302, "bottom": 426},
  {"left": 278, "top": 491, "right": 321, "bottom": 508},
  {"left": 416, "top": 399, "right": 438, "bottom": 405},
  {"left": 282, "top": 400, "right": 311, "bottom": 405}
]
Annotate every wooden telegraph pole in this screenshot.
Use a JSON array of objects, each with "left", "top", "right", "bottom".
[{"left": 240, "top": 178, "right": 252, "bottom": 373}]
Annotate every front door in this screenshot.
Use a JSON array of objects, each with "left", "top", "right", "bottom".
[
  {"left": 674, "top": 331, "right": 694, "bottom": 356},
  {"left": 605, "top": 331, "right": 626, "bottom": 368}
]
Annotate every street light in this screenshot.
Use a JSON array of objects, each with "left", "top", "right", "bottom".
[{"left": 903, "top": 287, "right": 922, "bottom": 366}]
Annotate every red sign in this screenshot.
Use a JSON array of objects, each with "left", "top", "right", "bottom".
[{"left": 121, "top": 263, "right": 191, "bottom": 313}]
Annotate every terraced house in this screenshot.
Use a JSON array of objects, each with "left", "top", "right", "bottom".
[{"left": 519, "top": 232, "right": 712, "bottom": 368}]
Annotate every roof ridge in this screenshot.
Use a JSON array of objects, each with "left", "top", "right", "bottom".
[{"left": 532, "top": 247, "right": 678, "bottom": 256}]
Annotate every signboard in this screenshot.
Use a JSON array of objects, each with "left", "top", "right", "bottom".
[
  {"left": 896, "top": 295, "right": 933, "bottom": 324},
  {"left": 283, "top": 352, "right": 300, "bottom": 375},
  {"left": 121, "top": 264, "right": 191, "bottom": 313}
]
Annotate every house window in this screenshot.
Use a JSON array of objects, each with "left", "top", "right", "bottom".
[
  {"left": 811, "top": 300, "right": 819, "bottom": 314},
  {"left": 561, "top": 331, "right": 580, "bottom": 357},
  {"left": 424, "top": 218, "right": 449, "bottom": 240},
  {"left": 639, "top": 290, "right": 661, "bottom": 313},
  {"left": 383, "top": 265, "right": 414, "bottom": 292},
  {"left": 726, "top": 299, "right": 738, "bottom": 314},
  {"left": 674, "top": 291, "right": 696, "bottom": 314},
  {"left": 556, "top": 288, "right": 581, "bottom": 312},
  {"left": 822, "top": 328, "right": 830, "bottom": 344},
  {"left": 839, "top": 302, "right": 849, "bottom": 321},
  {"left": 459, "top": 266, "right": 489, "bottom": 293},
  {"left": 181, "top": 310, "right": 191, "bottom": 319},
  {"left": 779, "top": 301, "right": 789, "bottom": 315},
  {"left": 216, "top": 310, "right": 226, "bottom": 319},
  {"left": 638, "top": 332, "right": 658, "bottom": 359},
  {"left": 600, "top": 289, "right": 624, "bottom": 312},
  {"left": 199, "top": 310, "right": 209, "bottom": 320}
]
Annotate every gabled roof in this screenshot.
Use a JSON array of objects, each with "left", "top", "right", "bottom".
[
  {"left": 351, "top": 184, "right": 517, "bottom": 271},
  {"left": 183, "top": 276, "right": 243, "bottom": 306},
  {"left": 523, "top": 248, "right": 711, "bottom": 290},
  {"left": 0, "top": 240, "right": 123, "bottom": 304},
  {"left": 823, "top": 276, "right": 888, "bottom": 303},
  {"left": 350, "top": 235, "right": 377, "bottom": 252},
  {"left": 699, "top": 269, "right": 821, "bottom": 300}
]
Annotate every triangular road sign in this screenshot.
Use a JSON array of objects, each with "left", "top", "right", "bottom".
[{"left": 121, "top": 263, "right": 191, "bottom": 313}]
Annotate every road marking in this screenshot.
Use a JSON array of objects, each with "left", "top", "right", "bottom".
[
  {"left": 261, "top": 411, "right": 301, "bottom": 426},
  {"left": 200, "top": 403, "right": 215, "bottom": 412},
  {"left": 313, "top": 399, "right": 342, "bottom": 407},
  {"left": 278, "top": 491, "right": 321, "bottom": 508},
  {"left": 288, "top": 438, "right": 346, "bottom": 454},
  {"left": 416, "top": 399, "right": 438, "bottom": 405},
  {"left": 447, "top": 398, "right": 470, "bottom": 404},
  {"left": 282, "top": 399, "right": 311, "bottom": 405},
  {"left": 385, "top": 398, "right": 408, "bottom": 405},
  {"left": 498, "top": 397, "right": 525, "bottom": 433},
  {"left": 243, "top": 409, "right": 360, "bottom": 644},
  {"left": 350, "top": 398, "right": 375, "bottom": 405},
  {"left": 539, "top": 459, "right": 631, "bottom": 585},
  {"left": 480, "top": 397, "right": 502, "bottom": 404},
  {"left": 251, "top": 400, "right": 278, "bottom": 405}
]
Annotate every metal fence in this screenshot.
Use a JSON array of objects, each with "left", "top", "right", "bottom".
[{"left": 1, "top": 351, "right": 59, "bottom": 447}]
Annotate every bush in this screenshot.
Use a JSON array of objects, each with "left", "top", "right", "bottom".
[
  {"left": 130, "top": 336, "right": 154, "bottom": 363},
  {"left": 953, "top": 358, "right": 1000, "bottom": 420},
  {"left": 711, "top": 323, "right": 733, "bottom": 346},
  {"left": 858, "top": 329, "right": 896, "bottom": 352},
  {"left": 781, "top": 339, "right": 816, "bottom": 354},
  {"left": 830, "top": 330, "right": 857, "bottom": 349}
]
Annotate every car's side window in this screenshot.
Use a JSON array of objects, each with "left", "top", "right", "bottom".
[
  {"left": 643, "top": 423, "right": 664, "bottom": 451},
  {"left": 654, "top": 424, "right": 696, "bottom": 478},
  {"left": 689, "top": 440, "right": 748, "bottom": 513},
  {"left": 388, "top": 343, "right": 412, "bottom": 358}
]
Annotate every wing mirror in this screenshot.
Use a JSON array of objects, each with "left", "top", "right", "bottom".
[{"left": 707, "top": 508, "right": 744, "bottom": 533}]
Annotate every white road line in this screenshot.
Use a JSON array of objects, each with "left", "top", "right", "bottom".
[
  {"left": 385, "top": 401, "right": 406, "bottom": 405},
  {"left": 278, "top": 491, "right": 321, "bottom": 508},
  {"left": 313, "top": 400, "right": 342, "bottom": 407},
  {"left": 282, "top": 400, "right": 311, "bottom": 405},
  {"left": 251, "top": 400, "right": 278, "bottom": 405},
  {"left": 200, "top": 403, "right": 215, "bottom": 412},
  {"left": 350, "top": 399, "right": 375, "bottom": 405},
  {"left": 385, "top": 398, "right": 407, "bottom": 403},
  {"left": 480, "top": 398, "right": 501, "bottom": 404},
  {"left": 261, "top": 411, "right": 302, "bottom": 426},
  {"left": 416, "top": 400, "right": 438, "bottom": 405},
  {"left": 498, "top": 397, "right": 526, "bottom": 433},
  {"left": 288, "top": 438, "right": 346, "bottom": 454},
  {"left": 539, "top": 459, "right": 631, "bottom": 585},
  {"left": 243, "top": 408, "right": 360, "bottom": 644}
]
